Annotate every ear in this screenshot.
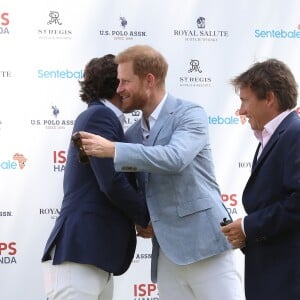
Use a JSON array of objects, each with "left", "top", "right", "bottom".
[
  {"left": 265, "top": 91, "right": 276, "bottom": 107},
  {"left": 145, "top": 73, "right": 155, "bottom": 88}
]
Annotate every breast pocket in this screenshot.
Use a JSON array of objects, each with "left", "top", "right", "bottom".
[
  {"left": 177, "top": 197, "right": 212, "bottom": 217},
  {"left": 155, "top": 135, "right": 171, "bottom": 145}
]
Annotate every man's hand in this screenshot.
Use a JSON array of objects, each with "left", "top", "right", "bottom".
[
  {"left": 136, "top": 224, "right": 154, "bottom": 239},
  {"left": 221, "top": 218, "right": 246, "bottom": 249},
  {"left": 78, "top": 131, "right": 115, "bottom": 158}
]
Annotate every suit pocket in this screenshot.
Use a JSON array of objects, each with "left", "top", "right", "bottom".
[
  {"left": 177, "top": 197, "right": 212, "bottom": 217},
  {"left": 155, "top": 135, "right": 171, "bottom": 145}
]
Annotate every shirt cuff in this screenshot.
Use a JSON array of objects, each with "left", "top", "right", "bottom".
[
  {"left": 113, "top": 144, "right": 118, "bottom": 163},
  {"left": 241, "top": 217, "right": 246, "bottom": 237}
]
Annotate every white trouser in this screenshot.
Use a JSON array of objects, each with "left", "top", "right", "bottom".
[
  {"left": 157, "top": 249, "right": 243, "bottom": 300},
  {"left": 42, "top": 260, "right": 113, "bottom": 300}
]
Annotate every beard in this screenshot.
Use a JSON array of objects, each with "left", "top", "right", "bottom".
[{"left": 120, "top": 90, "right": 148, "bottom": 113}]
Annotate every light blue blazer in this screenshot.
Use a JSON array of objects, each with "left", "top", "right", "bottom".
[{"left": 115, "top": 94, "right": 232, "bottom": 281}]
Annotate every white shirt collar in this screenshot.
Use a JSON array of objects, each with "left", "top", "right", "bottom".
[
  {"left": 102, "top": 99, "right": 125, "bottom": 127},
  {"left": 141, "top": 93, "right": 168, "bottom": 132},
  {"left": 254, "top": 110, "right": 291, "bottom": 148}
]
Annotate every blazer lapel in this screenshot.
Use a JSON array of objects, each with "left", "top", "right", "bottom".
[
  {"left": 146, "top": 95, "right": 177, "bottom": 146},
  {"left": 250, "top": 111, "right": 297, "bottom": 175},
  {"left": 125, "top": 119, "right": 143, "bottom": 144},
  {"left": 251, "top": 143, "right": 261, "bottom": 173}
]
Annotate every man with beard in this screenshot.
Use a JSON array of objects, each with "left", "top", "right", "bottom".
[{"left": 79, "top": 45, "right": 243, "bottom": 300}]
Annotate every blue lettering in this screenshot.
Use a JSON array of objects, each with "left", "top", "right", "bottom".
[
  {"left": 0, "top": 161, "right": 17, "bottom": 169},
  {"left": 208, "top": 116, "right": 239, "bottom": 125},
  {"left": 255, "top": 29, "right": 300, "bottom": 39},
  {"left": 37, "top": 69, "right": 83, "bottom": 79}
]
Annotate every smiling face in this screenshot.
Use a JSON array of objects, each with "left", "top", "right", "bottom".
[
  {"left": 238, "top": 86, "right": 273, "bottom": 132},
  {"left": 116, "top": 61, "right": 149, "bottom": 113}
]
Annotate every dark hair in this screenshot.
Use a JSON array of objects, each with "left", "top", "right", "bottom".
[
  {"left": 231, "top": 58, "right": 298, "bottom": 111},
  {"left": 79, "top": 54, "right": 119, "bottom": 103}
]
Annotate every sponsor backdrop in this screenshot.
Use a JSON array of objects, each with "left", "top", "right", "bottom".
[{"left": 1, "top": 0, "right": 300, "bottom": 299}]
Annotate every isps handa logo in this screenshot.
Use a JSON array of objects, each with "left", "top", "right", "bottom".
[
  {"left": 0, "top": 153, "right": 27, "bottom": 170},
  {"left": 221, "top": 193, "right": 239, "bottom": 215},
  {"left": 0, "top": 242, "right": 17, "bottom": 264},
  {"left": 0, "top": 12, "right": 9, "bottom": 35},
  {"left": 53, "top": 150, "right": 66, "bottom": 172},
  {"left": 133, "top": 283, "right": 159, "bottom": 300}
]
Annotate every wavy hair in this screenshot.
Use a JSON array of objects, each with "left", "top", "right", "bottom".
[
  {"left": 79, "top": 54, "right": 119, "bottom": 103},
  {"left": 231, "top": 58, "right": 298, "bottom": 111}
]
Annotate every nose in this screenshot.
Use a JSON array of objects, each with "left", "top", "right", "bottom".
[
  {"left": 238, "top": 105, "right": 246, "bottom": 116},
  {"left": 116, "top": 82, "right": 123, "bottom": 94}
]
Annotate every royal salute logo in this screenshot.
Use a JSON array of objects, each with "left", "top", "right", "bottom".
[
  {"left": 37, "top": 10, "right": 72, "bottom": 40},
  {"left": 124, "top": 110, "right": 142, "bottom": 131},
  {"left": 179, "top": 59, "right": 212, "bottom": 88},
  {"left": 0, "top": 242, "right": 17, "bottom": 264},
  {"left": 99, "top": 16, "right": 147, "bottom": 41},
  {"left": 238, "top": 161, "right": 252, "bottom": 171},
  {"left": 0, "top": 70, "right": 12, "bottom": 78},
  {"left": 173, "top": 16, "right": 229, "bottom": 42},
  {"left": 39, "top": 207, "right": 60, "bottom": 219},
  {"left": 0, "top": 153, "right": 27, "bottom": 170},
  {"left": 0, "top": 12, "right": 9, "bottom": 35},
  {"left": 131, "top": 110, "right": 141, "bottom": 117},
  {"left": 30, "top": 105, "right": 74, "bottom": 130}
]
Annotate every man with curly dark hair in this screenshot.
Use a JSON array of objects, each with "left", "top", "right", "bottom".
[{"left": 41, "top": 54, "right": 149, "bottom": 300}]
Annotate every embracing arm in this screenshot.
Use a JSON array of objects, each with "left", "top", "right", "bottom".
[
  {"left": 82, "top": 109, "right": 150, "bottom": 227},
  {"left": 80, "top": 105, "right": 210, "bottom": 174}
]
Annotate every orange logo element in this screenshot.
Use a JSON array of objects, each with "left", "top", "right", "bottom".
[
  {"left": 12, "top": 153, "right": 27, "bottom": 169},
  {"left": 235, "top": 109, "right": 247, "bottom": 125}
]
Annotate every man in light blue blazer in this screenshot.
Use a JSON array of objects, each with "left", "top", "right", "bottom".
[{"left": 80, "top": 45, "right": 243, "bottom": 300}]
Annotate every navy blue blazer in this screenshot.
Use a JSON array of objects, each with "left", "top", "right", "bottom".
[
  {"left": 41, "top": 101, "right": 149, "bottom": 275},
  {"left": 243, "top": 111, "right": 300, "bottom": 300}
]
